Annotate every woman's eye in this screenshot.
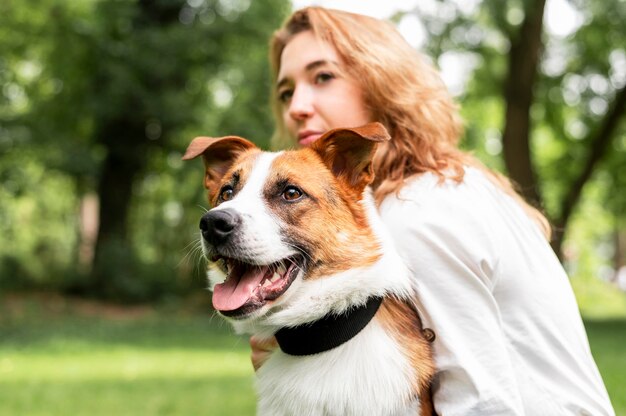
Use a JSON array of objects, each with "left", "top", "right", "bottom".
[
  {"left": 220, "top": 186, "right": 234, "bottom": 201},
  {"left": 315, "top": 72, "right": 334, "bottom": 84},
  {"left": 278, "top": 89, "right": 293, "bottom": 103},
  {"left": 282, "top": 186, "right": 303, "bottom": 201}
]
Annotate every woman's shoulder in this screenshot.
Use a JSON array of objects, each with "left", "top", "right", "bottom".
[
  {"left": 380, "top": 166, "right": 500, "bottom": 218},
  {"left": 378, "top": 166, "right": 510, "bottom": 256},
  {"left": 378, "top": 167, "right": 503, "bottom": 283},
  {"left": 378, "top": 165, "right": 544, "bottom": 265}
]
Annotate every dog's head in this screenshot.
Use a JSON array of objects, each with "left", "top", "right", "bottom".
[{"left": 183, "top": 123, "right": 391, "bottom": 328}]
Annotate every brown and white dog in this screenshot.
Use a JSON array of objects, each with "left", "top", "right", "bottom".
[{"left": 183, "top": 123, "right": 434, "bottom": 416}]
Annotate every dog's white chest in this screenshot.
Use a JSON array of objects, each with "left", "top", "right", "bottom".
[{"left": 255, "top": 320, "right": 420, "bottom": 416}]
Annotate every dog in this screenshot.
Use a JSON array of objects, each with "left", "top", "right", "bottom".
[{"left": 183, "top": 122, "right": 435, "bottom": 416}]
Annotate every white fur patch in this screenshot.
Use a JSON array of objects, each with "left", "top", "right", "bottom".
[{"left": 257, "top": 318, "right": 420, "bottom": 416}]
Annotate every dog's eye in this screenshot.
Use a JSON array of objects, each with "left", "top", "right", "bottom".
[
  {"left": 219, "top": 186, "right": 234, "bottom": 202},
  {"left": 282, "top": 186, "right": 303, "bottom": 201}
]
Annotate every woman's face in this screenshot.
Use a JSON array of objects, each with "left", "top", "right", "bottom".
[{"left": 277, "top": 30, "right": 372, "bottom": 147}]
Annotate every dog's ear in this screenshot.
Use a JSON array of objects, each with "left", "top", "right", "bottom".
[
  {"left": 311, "top": 122, "right": 390, "bottom": 193},
  {"left": 182, "top": 136, "right": 257, "bottom": 192}
]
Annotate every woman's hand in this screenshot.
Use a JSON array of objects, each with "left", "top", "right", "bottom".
[{"left": 250, "top": 335, "right": 278, "bottom": 371}]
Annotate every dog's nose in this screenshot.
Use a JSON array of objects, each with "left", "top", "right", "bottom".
[{"left": 199, "top": 209, "right": 241, "bottom": 246}]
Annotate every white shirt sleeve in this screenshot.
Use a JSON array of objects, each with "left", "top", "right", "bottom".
[{"left": 380, "top": 175, "right": 526, "bottom": 415}]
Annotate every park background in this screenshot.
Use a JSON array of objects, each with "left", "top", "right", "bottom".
[{"left": 1, "top": 0, "right": 625, "bottom": 414}]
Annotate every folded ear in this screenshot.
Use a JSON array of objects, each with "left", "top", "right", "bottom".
[
  {"left": 182, "top": 135, "right": 257, "bottom": 191},
  {"left": 310, "top": 122, "right": 390, "bottom": 193}
]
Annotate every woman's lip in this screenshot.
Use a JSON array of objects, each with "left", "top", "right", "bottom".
[{"left": 298, "top": 131, "right": 322, "bottom": 147}]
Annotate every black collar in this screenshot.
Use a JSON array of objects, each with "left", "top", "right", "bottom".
[{"left": 275, "top": 296, "right": 383, "bottom": 356}]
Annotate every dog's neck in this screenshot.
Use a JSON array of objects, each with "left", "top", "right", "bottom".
[{"left": 274, "top": 296, "right": 383, "bottom": 356}]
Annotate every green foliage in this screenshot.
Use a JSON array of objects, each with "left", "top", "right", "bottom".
[
  {"left": 0, "top": 0, "right": 290, "bottom": 298},
  {"left": 423, "top": 0, "right": 626, "bottom": 216},
  {"left": 0, "top": 152, "right": 79, "bottom": 288}
]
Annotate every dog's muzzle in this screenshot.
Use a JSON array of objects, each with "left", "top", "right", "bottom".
[
  {"left": 199, "top": 208, "right": 241, "bottom": 246},
  {"left": 199, "top": 207, "right": 303, "bottom": 317}
]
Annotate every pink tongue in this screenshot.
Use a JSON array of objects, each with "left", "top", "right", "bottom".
[{"left": 212, "top": 266, "right": 268, "bottom": 311}]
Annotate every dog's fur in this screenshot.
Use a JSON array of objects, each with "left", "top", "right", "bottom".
[{"left": 183, "top": 123, "right": 434, "bottom": 416}]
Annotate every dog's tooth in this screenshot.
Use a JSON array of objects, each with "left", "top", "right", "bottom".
[
  {"left": 262, "top": 279, "right": 272, "bottom": 288},
  {"left": 271, "top": 272, "right": 280, "bottom": 282}
]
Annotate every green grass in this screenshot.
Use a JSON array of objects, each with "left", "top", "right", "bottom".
[
  {"left": 0, "top": 296, "right": 256, "bottom": 416},
  {"left": 585, "top": 319, "right": 626, "bottom": 415},
  {"left": 1, "top": 294, "right": 625, "bottom": 415}
]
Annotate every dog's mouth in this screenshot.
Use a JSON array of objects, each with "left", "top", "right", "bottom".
[{"left": 211, "top": 255, "right": 303, "bottom": 318}]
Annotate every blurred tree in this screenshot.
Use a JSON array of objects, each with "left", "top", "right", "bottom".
[
  {"left": 3, "top": 0, "right": 623, "bottom": 297},
  {"left": 0, "top": 0, "right": 290, "bottom": 298},
  {"left": 404, "top": 0, "right": 626, "bottom": 258}
]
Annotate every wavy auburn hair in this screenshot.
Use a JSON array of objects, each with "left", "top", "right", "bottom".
[{"left": 269, "top": 7, "right": 550, "bottom": 238}]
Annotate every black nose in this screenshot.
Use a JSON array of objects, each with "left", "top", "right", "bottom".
[{"left": 199, "top": 209, "right": 241, "bottom": 246}]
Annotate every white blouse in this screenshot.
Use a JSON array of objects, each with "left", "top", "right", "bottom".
[{"left": 379, "top": 167, "right": 615, "bottom": 415}]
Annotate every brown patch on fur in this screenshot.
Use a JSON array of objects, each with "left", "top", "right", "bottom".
[
  {"left": 207, "top": 149, "right": 260, "bottom": 206},
  {"left": 418, "top": 386, "right": 436, "bottom": 416},
  {"left": 376, "top": 297, "right": 435, "bottom": 416},
  {"left": 264, "top": 149, "right": 381, "bottom": 278},
  {"left": 181, "top": 135, "right": 258, "bottom": 200},
  {"left": 310, "top": 123, "right": 390, "bottom": 198}
]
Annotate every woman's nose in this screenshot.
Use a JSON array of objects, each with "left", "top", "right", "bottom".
[{"left": 288, "top": 86, "right": 314, "bottom": 121}]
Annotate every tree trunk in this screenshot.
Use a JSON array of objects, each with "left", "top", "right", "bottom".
[
  {"left": 87, "top": 0, "right": 181, "bottom": 297},
  {"left": 551, "top": 85, "right": 626, "bottom": 255},
  {"left": 501, "top": 0, "right": 547, "bottom": 208},
  {"left": 90, "top": 120, "right": 147, "bottom": 293}
]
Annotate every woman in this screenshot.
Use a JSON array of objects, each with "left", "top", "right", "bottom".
[{"left": 251, "top": 7, "right": 615, "bottom": 415}]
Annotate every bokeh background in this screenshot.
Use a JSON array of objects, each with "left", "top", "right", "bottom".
[{"left": 1, "top": 0, "right": 625, "bottom": 414}]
